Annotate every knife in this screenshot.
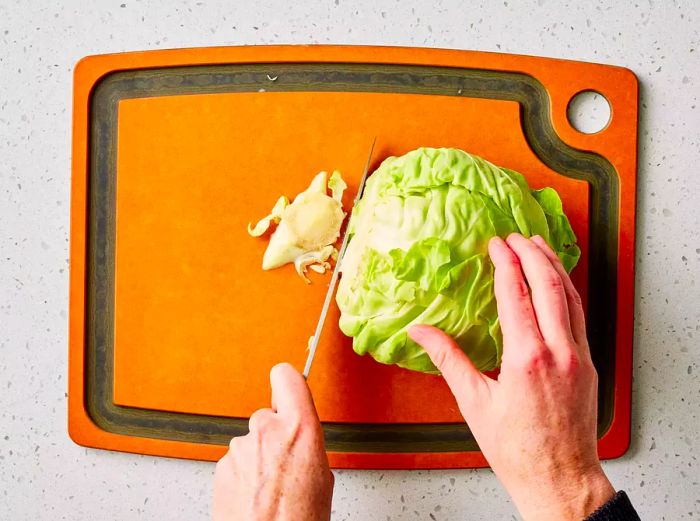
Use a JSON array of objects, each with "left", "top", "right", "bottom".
[{"left": 302, "top": 138, "right": 377, "bottom": 379}]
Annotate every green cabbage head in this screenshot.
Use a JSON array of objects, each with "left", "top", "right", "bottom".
[{"left": 336, "top": 147, "right": 580, "bottom": 374}]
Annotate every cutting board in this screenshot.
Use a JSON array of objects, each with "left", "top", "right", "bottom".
[{"left": 69, "top": 46, "right": 638, "bottom": 468}]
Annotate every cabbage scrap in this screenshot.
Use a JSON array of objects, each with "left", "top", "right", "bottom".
[
  {"left": 294, "top": 245, "right": 335, "bottom": 284},
  {"left": 328, "top": 170, "right": 347, "bottom": 202},
  {"left": 247, "top": 196, "right": 289, "bottom": 237},
  {"left": 248, "top": 171, "right": 347, "bottom": 282}
]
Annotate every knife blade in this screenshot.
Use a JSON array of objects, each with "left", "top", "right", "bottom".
[{"left": 302, "top": 138, "right": 377, "bottom": 379}]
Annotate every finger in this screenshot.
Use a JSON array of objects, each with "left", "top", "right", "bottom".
[
  {"left": 228, "top": 434, "right": 245, "bottom": 452},
  {"left": 488, "top": 236, "right": 543, "bottom": 349},
  {"left": 270, "top": 363, "right": 319, "bottom": 420},
  {"left": 213, "top": 455, "right": 238, "bottom": 521},
  {"left": 408, "top": 325, "right": 492, "bottom": 414},
  {"left": 223, "top": 435, "right": 246, "bottom": 463},
  {"left": 530, "top": 235, "right": 587, "bottom": 347},
  {"left": 247, "top": 408, "right": 275, "bottom": 433},
  {"left": 505, "top": 233, "right": 574, "bottom": 348}
]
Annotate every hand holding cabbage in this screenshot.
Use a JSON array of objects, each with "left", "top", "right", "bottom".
[{"left": 336, "top": 147, "right": 580, "bottom": 373}]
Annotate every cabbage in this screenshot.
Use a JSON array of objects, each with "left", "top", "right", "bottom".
[
  {"left": 328, "top": 170, "right": 347, "bottom": 203},
  {"left": 248, "top": 171, "right": 347, "bottom": 283},
  {"left": 294, "top": 245, "right": 335, "bottom": 283},
  {"left": 247, "top": 196, "right": 289, "bottom": 237},
  {"left": 336, "top": 147, "right": 580, "bottom": 373}
]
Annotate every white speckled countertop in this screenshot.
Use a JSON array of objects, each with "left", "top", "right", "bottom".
[{"left": 1, "top": 1, "right": 698, "bottom": 519}]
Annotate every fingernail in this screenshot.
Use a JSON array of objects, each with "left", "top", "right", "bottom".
[
  {"left": 270, "top": 362, "right": 292, "bottom": 379},
  {"left": 489, "top": 236, "right": 506, "bottom": 248},
  {"left": 531, "top": 235, "right": 553, "bottom": 252},
  {"left": 505, "top": 232, "right": 521, "bottom": 244},
  {"left": 408, "top": 325, "right": 428, "bottom": 343}
]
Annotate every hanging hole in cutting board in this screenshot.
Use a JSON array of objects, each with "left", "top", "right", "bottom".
[{"left": 567, "top": 90, "right": 612, "bottom": 134}]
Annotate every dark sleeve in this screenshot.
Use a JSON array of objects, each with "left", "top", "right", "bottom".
[{"left": 585, "top": 491, "right": 641, "bottom": 520}]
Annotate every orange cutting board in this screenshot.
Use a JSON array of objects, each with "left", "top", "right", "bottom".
[{"left": 69, "top": 46, "right": 637, "bottom": 468}]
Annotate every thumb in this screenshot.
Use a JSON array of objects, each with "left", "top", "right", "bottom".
[
  {"left": 408, "top": 325, "right": 490, "bottom": 407},
  {"left": 270, "top": 363, "right": 319, "bottom": 421}
]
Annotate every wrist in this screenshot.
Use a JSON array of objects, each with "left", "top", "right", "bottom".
[{"left": 509, "top": 464, "right": 615, "bottom": 521}]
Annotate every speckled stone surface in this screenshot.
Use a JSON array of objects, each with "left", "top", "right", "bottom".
[{"left": 1, "top": 1, "right": 698, "bottom": 519}]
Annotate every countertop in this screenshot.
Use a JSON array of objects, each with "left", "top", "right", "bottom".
[{"left": 1, "top": 0, "right": 698, "bottom": 519}]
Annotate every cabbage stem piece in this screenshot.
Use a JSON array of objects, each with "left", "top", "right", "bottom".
[{"left": 248, "top": 171, "right": 347, "bottom": 283}]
